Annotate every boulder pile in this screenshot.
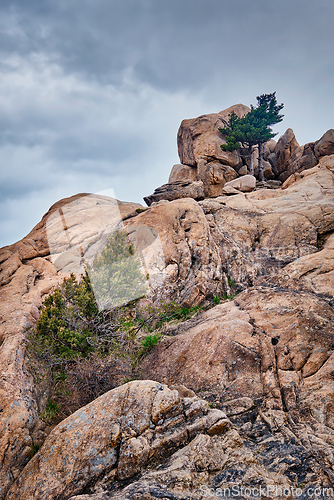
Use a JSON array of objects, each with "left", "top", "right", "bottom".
[
  {"left": 0, "top": 108, "right": 334, "bottom": 499},
  {"left": 144, "top": 104, "right": 334, "bottom": 205}
]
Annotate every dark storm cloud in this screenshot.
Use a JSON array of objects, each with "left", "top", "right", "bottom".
[
  {"left": 1, "top": 0, "right": 334, "bottom": 90},
  {"left": 1, "top": 0, "right": 334, "bottom": 247}
]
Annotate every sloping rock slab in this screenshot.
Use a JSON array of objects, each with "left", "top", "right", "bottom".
[
  {"left": 6, "top": 380, "right": 231, "bottom": 500},
  {"left": 143, "top": 180, "right": 204, "bottom": 206}
]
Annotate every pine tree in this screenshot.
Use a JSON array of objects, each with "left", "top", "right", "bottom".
[
  {"left": 253, "top": 93, "right": 284, "bottom": 180},
  {"left": 219, "top": 93, "right": 284, "bottom": 180}
]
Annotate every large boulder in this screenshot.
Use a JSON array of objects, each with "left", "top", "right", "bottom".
[
  {"left": 143, "top": 180, "right": 204, "bottom": 206},
  {"left": 271, "top": 128, "right": 299, "bottom": 177},
  {"left": 168, "top": 163, "right": 197, "bottom": 183},
  {"left": 223, "top": 174, "right": 256, "bottom": 192},
  {"left": 314, "top": 129, "right": 334, "bottom": 157},
  {"left": 283, "top": 142, "right": 318, "bottom": 181},
  {"left": 6, "top": 380, "right": 231, "bottom": 500},
  {"left": 177, "top": 104, "right": 249, "bottom": 168},
  {"left": 197, "top": 159, "right": 238, "bottom": 197}
]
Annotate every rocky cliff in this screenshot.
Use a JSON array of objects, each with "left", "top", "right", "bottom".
[{"left": 0, "top": 108, "right": 334, "bottom": 499}]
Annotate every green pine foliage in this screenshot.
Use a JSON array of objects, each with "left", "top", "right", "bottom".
[
  {"left": 27, "top": 271, "right": 204, "bottom": 424},
  {"left": 87, "top": 228, "right": 148, "bottom": 310},
  {"left": 219, "top": 92, "right": 284, "bottom": 178},
  {"left": 34, "top": 272, "right": 99, "bottom": 360}
]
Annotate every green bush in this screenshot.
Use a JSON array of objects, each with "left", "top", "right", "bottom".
[
  {"left": 227, "top": 276, "right": 235, "bottom": 288},
  {"left": 40, "top": 399, "right": 60, "bottom": 424},
  {"left": 87, "top": 229, "right": 148, "bottom": 310},
  {"left": 27, "top": 266, "right": 204, "bottom": 425},
  {"left": 33, "top": 273, "right": 99, "bottom": 360},
  {"left": 141, "top": 334, "right": 161, "bottom": 351}
]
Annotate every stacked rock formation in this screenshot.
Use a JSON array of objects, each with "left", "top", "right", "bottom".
[
  {"left": 144, "top": 104, "right": 334, "bottom": 205},
  {"left": 0, "top": 110, "right": 334, "bottom": 499}
]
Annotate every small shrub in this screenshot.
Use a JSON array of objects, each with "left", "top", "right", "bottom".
[
  {"left": 213, "top": 296, "right": 220, "bottom": 305},
  {"left": 228, "top": 276, "right": 235, "bottom": 288},
  {"left": 123, "top": 376, "right": 136, "bottom": 384},
  {"left": 87, "top": 228, "right": 148, "bottom": 310},
  {"left": 40, "top": 399, "right": 60, "bottom": 424},
  {"left": 27, "top": 272, "right": 137, "bottom": 424},
  {"left": 27, "top": 272, "right": 203, "bottom": 424},
  {"left": 152, "top": 301, "right": 202, "bottom": 328},
  {"left": 29, "top": 441, "right": 42, "bottom": 459},
  {"left": 140, "top": 333, "right": 161, "bottom": 352}
]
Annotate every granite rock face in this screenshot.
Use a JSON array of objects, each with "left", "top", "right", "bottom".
[
  {"left": 223, "top": 174, "right": 256, "bottom": 192},
  {"left": 177, "top": 103, "right": 250, "bottom": 168},
  {"left": 168, "top": 163, "right": 197, "bottom": 183},
  {"left": 143, "top": 180, "right": 204, "bottom": 206},
  {"left": 6, "top": 380, "right": 231, "bottom": 500},
  {"left": 125, "top": 197, "right": 224, "bottom": 306},
  {"left": 314, "top": 129, "right": 334, "bottom": 157},
  {"left": 1, "top": 114, "right": 334, "bottom": 499},
  {"left": 0, "top": 194, "right": 144, "bottom": 499},
  {"left": 145, "top": 108, "right": 334, "bottom": 206},
  {"left": 270, "top": 128, "right": 300, "bottom": 178}
]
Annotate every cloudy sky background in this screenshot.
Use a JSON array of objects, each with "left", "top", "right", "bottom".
[{"left": 1, "top": 0, "right": 334, "bottom": 247}]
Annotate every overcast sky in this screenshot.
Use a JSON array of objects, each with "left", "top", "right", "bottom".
[{"left": 1, "top": 0, "right": 334, "bottom": 247}]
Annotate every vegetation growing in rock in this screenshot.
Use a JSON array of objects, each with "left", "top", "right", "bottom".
[
  {"left": 87, "top": 228, "right": 148, "bottom": 310},
  {"left": 27, "top": 273, "right": 203, "bottom": 424},
  {"left": 220, "top": 92, "right": 284, "bottom": 179}
]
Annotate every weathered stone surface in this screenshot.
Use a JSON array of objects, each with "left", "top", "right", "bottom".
[
  {"left": 2, "top": 114, "right": 334, "bottom": 500},
  {"left": 273, "top": 232, "right": 334, "bottom": 298},
  {"left": 263, "top": 160, "right": 275, "bottom": 179},
  {"left": 139, "top": 301, "right": 263, "bottom": 399},
  {"left": 177, "top": 104, "right": 249, "bottom": 167},
  {"left": 6, "top": 380, "right": 231, "bottom": 500},
  {"left": 314, "top": 129, "right": 334, "bottom": 158},
  {"left": 135, "top": 286, "right": 334, "bottom": 497},
  {"left": 125, "top": 198, "right": 224, "bottom": 306},
  {"left": 235, "top": 288, "right": 334, "bottom": 404},
  {"left": 265, "top": 138, "right": 277, "bottom": 155},
  {"left": 168, "top": 163, "right": 197, "bottom": 183},
  {"left": 238, "top": 165, "right": 248, "bottom": 176},
  {"left": 224, "top": 174, "right": 256, "bottom": 192},
  {"left": 283, "top": 142, "right": 318, "bottom": 181},
  {"left": 0, "top": 194, "right": 145, "bottom": 499},
  {"left": 143, "top": 180, "right": 204, "bottom": 206},
  {"left": 83, "top": 429, "right": 292, "bottom": 500},
  {"left": 272, "top": 128, "right": 299, "bottom": 176},
  {"left": 221, "top": 185, "right": 240, "bottom": 195},
  {"left": 197, "top": 159, "right": 238, "bottom": 197},
  {"left": 200, "top": 163, "right": 334, "bottom": 287}
]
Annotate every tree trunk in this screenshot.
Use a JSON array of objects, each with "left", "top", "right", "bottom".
[
  {"left": 258, "top": 143, "right": 265, "bottom": 181},
  {"left": 249, "top": 146, "right": 254, "bottom": 176}
]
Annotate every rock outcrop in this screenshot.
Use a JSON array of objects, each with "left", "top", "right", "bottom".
[
  {"left": 268, "top": 128, "right": 300, "bottom": 179},
  {"left": 143, "top": 180, "right": 204, "bottom": 206},
  {"left": 1, "top": 109, "right": 334, "bottom": 500},
  {"left": 145, "top": 105, "right": 334, "bottom": 205},
  {"left": 6, "top": 380, "right": 231, "bottom": 500},
  {"left": 0, "top": 194, "right": 144, "bottom": 499},
  {"left": 177, "top": 103, "right": 250, "bottom": 168}
]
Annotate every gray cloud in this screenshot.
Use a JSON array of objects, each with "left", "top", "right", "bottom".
[{"left": 0, "top": 0, "right": 334, "bottom": 246}]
